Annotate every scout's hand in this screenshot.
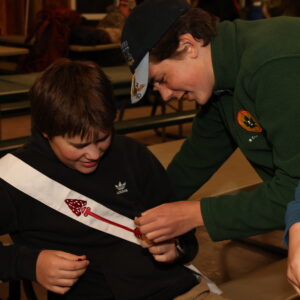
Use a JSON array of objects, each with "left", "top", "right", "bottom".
[
  {"left": 135, "top": 201, "right": 202, "bottom": 243},
  {"left": 140, "top": 238, "right": 179, "bottom": 263},
  {"left": 287, "top": 223, "right": 300, "bottom": 295},
  {"left": 36, "top": 250, "right": 89, "bottom": 294}
]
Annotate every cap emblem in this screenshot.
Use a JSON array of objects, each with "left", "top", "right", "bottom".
[{"left": 131, "top": 75, "right": 145, "bottom": 100}]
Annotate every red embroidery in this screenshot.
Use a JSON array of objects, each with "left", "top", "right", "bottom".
[
  {"left": 65, "top": 199, "right": 142, "bottom": 239},
  {"left": 65, "top": 199, "right": 87, "bottom": 216}
]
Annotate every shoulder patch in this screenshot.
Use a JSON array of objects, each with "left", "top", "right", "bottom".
[{"left": 237, "top": 110, "right": 263, "bottom": 133}]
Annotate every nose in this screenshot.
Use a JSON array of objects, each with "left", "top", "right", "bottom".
[
  {"left": 158, "top": 86, "right": 185, "bottom": 102},
  {"left": 85, "top": 144, "right": 102, "bottom": 160},
  {"left": 158, "top": 86, "right": 174, "bottom": 101}
]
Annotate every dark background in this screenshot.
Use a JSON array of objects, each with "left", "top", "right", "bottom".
[{"left": 76, "top": 0, "right": 114, "bottom": 13}]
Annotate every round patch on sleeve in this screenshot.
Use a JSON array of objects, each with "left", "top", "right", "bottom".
[{"left": 237, "top": 110, "right": 263, "bottom": 132}]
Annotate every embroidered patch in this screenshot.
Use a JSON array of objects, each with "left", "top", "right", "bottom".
[
  {"left": 237, "top": 110, "right": 263, "bottom": 133},
  {"left": 121, "top": 40, "right": 134, "bottom": 66},
  {"left": 65, "top": 199, "right": 87, "bottom": 216},
  {"left": 65, "top": 199, "right": 142, "bottom": 239},
  {"left": 131, "top": 75, "right": 145, "bottom": 100}
]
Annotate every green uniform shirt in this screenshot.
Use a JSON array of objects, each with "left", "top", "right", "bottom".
[{"left": 167, "top": 17, "right": 300, "bottom": 241}]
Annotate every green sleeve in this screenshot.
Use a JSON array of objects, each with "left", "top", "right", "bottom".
[
  {"left": 202, "top": 58, "right": 300, "bottom": 241},
  {"left": 167, "top": 98, "right": 237, "bottom": 200},
  {"left": 135, "top": 144, "right": 199, "bottom": 262}
]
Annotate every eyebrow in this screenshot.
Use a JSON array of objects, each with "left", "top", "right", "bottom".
[
  {"left": 71, "top": 142, "right": 89, "bottom": 147},
  {"left": 70, "top": 133, "right": 110, "bottom": 147},
  {"left": 96, "top": 133, "right": 110, "bottom": 142}
]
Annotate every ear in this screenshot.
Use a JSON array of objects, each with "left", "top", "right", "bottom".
[{"left": 177, "top": 33, "right": 203, "bottom": 58}]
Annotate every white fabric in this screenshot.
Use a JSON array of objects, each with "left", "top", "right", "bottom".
[
  {"left": 0, "top": 154, "right": 140, "bottom": 245},
  {"left": 0, "top": 153, "right": 222, "bottom": 294}
]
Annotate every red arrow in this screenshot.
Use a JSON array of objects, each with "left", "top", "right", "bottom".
[{"left": 65, "top": 199, "right": 142, "bottom": 239}]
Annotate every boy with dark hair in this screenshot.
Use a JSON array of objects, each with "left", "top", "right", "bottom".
[
  {"left": 0, "top": 59, "right": 225, "bottom": 299},
  {"left": 120, "top": 0, "right": 300, "bottom": 286}
]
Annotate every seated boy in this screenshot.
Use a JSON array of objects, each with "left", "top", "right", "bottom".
[{"left": 0, "top": 59, "right": 224, "bottom": 300}]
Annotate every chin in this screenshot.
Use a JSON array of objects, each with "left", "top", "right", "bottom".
[{"left": 77, "top": 166, "right": 98, "bottom": 174}]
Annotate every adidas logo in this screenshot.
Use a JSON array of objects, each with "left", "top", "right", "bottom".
[{"left": 115, "top": 181, "right": 128, "bottom": 195}]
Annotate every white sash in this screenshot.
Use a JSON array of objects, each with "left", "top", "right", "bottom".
[
  {"left": 0, "top": 154, "right": 222, "bottom": 294},
  {"left": 0, "top": 154, "right": 140, "bottom": 244}
]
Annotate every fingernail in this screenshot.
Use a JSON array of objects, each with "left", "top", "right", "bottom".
[{"left": 78, "top": 257, "right": 88, "bottom": 261}]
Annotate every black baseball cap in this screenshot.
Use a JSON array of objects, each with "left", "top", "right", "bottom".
[{"left": 121, "top": 0, "right": 190, "bottom": 103}]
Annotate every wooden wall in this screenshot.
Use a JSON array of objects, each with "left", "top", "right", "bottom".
[
  {"left": 6, "top": 0, "right": 28, "bottom": 34},
  {"left": 0, "top": 0, "right": 7, "bottom": 35},
  {"left": 0, "top": 0, "right": 71, "bottom": 36},
  {"left": 0, "top": 0, "right": 29, "bottom": 35},
  {"left": 43, "top": 0, "right": 70, "bottom": 8}
]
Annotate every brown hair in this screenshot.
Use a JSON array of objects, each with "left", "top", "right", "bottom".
[
  {"left": 150, "top": 7, "right": 217, "bottom": 62},
  {"left": 30, "top": 58, "right": 116, "bottom": 139}
]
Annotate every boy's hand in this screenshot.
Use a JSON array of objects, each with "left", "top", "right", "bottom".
[
  {"left": 36, "top": 250, "right": 89, "bottom": 294},
  {"left": 140, "top": 238, "right": 179, "bottom": 263},
  {"left": 135, "top": 200, "right": 202, "bottom": 243},
  {"left": 288, "top": 223, "right": 300, "bottom": 295}
]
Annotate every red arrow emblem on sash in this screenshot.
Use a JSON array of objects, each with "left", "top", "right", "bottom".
[{"left": 65, "top": 199, "right": 142, "bottom": 239}]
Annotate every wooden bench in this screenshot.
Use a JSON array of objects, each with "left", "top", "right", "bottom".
[
  {"left": 115, "top": 109, "right": 197, "bottom": 134},
  {"left": 0, "top": 35, "right": 119, "bottom": 53},
  {"left": 0, "top": 44, "right": 30, "bottom": 74},
  {"left": 0, "top": 99, "right": 30, "bottom": 118},
  {"left": 0, "top": 136, "right": 29, "bottom": 156},
  {"left": 0, "top": 66, "right": 131, "bottom": 98},
  {"left": 0, "top": 35, "right": 30, "bottom": 46},
  {"left": 69, "top": 43, "right": 120, "bottom": 53},
  {"left": 0, "top": 46, "right": 29, "bottom": 57},
  {"left": 0, "top": 72, "right": 35, "bottom": 118}
]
